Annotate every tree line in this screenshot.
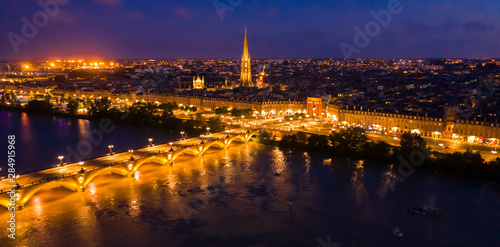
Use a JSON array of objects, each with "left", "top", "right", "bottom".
[{"left": 257, "top": 127, "right": 500, "bottom": 181}]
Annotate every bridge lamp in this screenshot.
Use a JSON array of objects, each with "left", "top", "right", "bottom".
[
  {"left": 58, "top": 156, "right": 64, "bottom": 165},
  {"left": 128, "top": 163, "right": 133, "bottom": 170},
  {"left": 79, "top": 161, "right": 84, "bottom": 165},
  {"left": 128, "top": 149, "right": 134, "bottom": 160},
  {"left": 78, "top": 175, "right": 84, "bottom": 184},
  {"left": 148, "top": 138, "right": 154, "bottom": 147},
  {"left": 108, "top": 145, "right": 114, "bottom": 154}
]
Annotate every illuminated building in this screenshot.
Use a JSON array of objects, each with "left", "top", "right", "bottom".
[
  {"left": 193, "top": 76, "right": 205, "bottom": 89},
  {"left": 240, "top": 27, "right": 252, "bottom": 87},
  {"left": 307, "top": 97, "right": 323, "bottom": 116}
]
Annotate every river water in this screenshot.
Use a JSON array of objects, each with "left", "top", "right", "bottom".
[{"left": 0, "top": 111, "right": 499, "bottom": 247}]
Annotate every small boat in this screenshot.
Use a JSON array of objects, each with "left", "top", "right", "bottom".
[
  {"left": 408, "top": 204, "right": 443, "bottom": 216},
  {"left": 392, "top": 227, "right": 403, "bottom": 237}
]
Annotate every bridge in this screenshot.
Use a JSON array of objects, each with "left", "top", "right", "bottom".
[{"left": 0, "top": 130, "right": 259, "bottom": 210}]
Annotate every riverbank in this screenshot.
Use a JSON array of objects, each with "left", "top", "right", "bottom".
[
  {"left": 262, "top": 129, "right": 500, "bottom": 182},
  {"left": 0, "top": 100, "right": 224, "bottom": 137}
]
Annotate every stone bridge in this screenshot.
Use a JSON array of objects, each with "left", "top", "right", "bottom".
[{"left": 0, "top": 131, "right": 259, "bottom": 210}]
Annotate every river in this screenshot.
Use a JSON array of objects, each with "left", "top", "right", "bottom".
[{"left": 0, "top": 111, "right": 499, "bottom": 247}]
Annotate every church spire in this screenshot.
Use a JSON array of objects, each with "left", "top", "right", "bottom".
[
  {"left": 240, "top": 27, "right": 252, "bottom": 87},
  {"left": 243, "top": 27, "right": 249, "bottom": 58}
]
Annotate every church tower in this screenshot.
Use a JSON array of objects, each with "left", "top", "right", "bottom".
[
  {"left": 240, "top": 27, "right": 252, "bottom": 87},
  {"left": 193, "top": 75, "right": 204, "bottom": 89}
]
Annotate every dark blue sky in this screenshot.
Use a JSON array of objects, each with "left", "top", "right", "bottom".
[{"left": 1, "top": 0, "right": 499, "bottom": 60}]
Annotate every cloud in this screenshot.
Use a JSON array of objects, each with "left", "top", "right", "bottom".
[
  {"left": 127, "top": 11, "right": 144, "bottom": 20},
  {"left": 92, "top": 0, "right": 122, "bottom": 6},
  {"left": 172, "top": 7, "right": 191, "bottom": 20}
]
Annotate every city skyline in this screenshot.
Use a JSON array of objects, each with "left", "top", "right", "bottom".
[{"left": 1, "top": 0, "right": 500, "bottom": 60}]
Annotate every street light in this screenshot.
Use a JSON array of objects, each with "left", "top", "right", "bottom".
[
  {"left": 148, "top": 138, "right": 153, "bottom": 147},
  {"left": 128, "top": 149, "right": 134, "bottom": 160},
  {"left": 206, "top": 127, "right": 210, "bottom": 135},
  {"left": 180, "top": 131, "right": 186, "bottom": 140},
  {"left": 108, "top": 145, "right": 114, "bottom": 155},
  {"left": 58, "top": 156, "right": 64, "bottom": 166}
]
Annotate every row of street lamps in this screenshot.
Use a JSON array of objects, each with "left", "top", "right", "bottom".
[
  {"left": 57, "top": 137, "right": 163, "bottom": 166},
  {"left": 56, "top": 127, "right": 238, "bottom": 167}
]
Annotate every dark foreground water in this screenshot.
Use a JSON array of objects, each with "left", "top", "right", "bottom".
[{"left": 1, "top": 111, "right": 499, "bottom": 247}]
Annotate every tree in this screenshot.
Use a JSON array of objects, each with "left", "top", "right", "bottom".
[
  {"left": 363, "top": 141, "right": 392, "bottom": 162},
  {"left": 66, "top": 98, "right": 79, "bottom": 115},
  {"left": 278, "top": 133, "right": 306, "bottom": 149},
  {"left": 306, "top": 134, "right": 330, "bottom": 153},
  {"left": 399, "top": 133, "right": 427, "bottom": 156},
  {"left": 329, "top": 127, "right": 368, "bottom": 155},
  {"left": 128, "top": 102, "right": 159, "bottom": 125},
  {"left": 231, "top": 108, "right": 252, "bottom": 117},
  {"left": 207, "top": 117, "right": 225, "bottom": 133},
  {"left": 258, "top": 130, "right": 275, "bottom": 144},
  {"left": 160, "top": 102, "right": 178, "bottom": 113},
  {"left": 214, "top": 107, "right": 230, "bottom": 115},
  {"left": 26, "top": 100, "right": 54, "bottom": 114},
  {"left": 88, "top": 98, "right": 112, "bottom": 117}
]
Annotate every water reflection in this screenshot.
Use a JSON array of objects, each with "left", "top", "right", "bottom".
[
  {"left": 376, "top": 164, "right": 396, "bottom": 199},
  {"left": 271, "top": 147, "right": 286, "bottom": 174},
  {"left": 0, "top": 131, "right": 498, "bottom": 246},
  {"left": 32, "top": 197, "right": 44, "bottom": 218}
]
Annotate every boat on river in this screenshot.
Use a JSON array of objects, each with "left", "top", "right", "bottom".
[{"left": 392, "top": 227, "right": 403, "bottom": 237}]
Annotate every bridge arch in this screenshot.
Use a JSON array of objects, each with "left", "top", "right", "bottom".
[
  {"left": 82, "top": 167, "right": 129, "bottom": 187},
  {"left": 0, "top": 198, "right": 11, "bottom": 209},
  {"left": 171, "top": 148, "right": 200, "bottom": 161},
  {"left": 246, "top": 131, "right": 259, "bottom": 141},
  {"left": 18, "top": 180, "right": 79, "bottom": 207},
  {"left": 201, "top": 141, "right": 226, "bottom": 154},
  {"left": 131, "top": 156, "right": 168, "bottom": 173},
  {"left": 227, "top": 135, "right": 246, "bottom": 146}
]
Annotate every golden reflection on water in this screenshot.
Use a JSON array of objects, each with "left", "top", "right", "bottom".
[
  {"left": 303, "top": 152, "right": 311, "bottom": 174},
  {"left": 77, "top": 119, "right": 89, "bottom": 138},
  {"left": 88, "top": 182, "right": 97, "bottom": 195},
  {"left": 350, "top": 160, "right": 365, "bottom": 185},
  {"left": 21, "top": 112, "right": 29, "bottom": 127},
  {"left": 134, "top": 170, "right": 142, "bottom": 182},
  {"left": 351, "top": 160, "right": 369, "bottom": 209},
  {"left": 376, "top": 164, "right": 395, "bottom": 199},
  {"left": 20, "top": 112, "right": 33, "bottom": 143},
  {"left": 32, "top": 197, "right": 44, "bottom": 218},
  {"left": 271, "top": 147, "right": 286, "bottom": 174}
]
